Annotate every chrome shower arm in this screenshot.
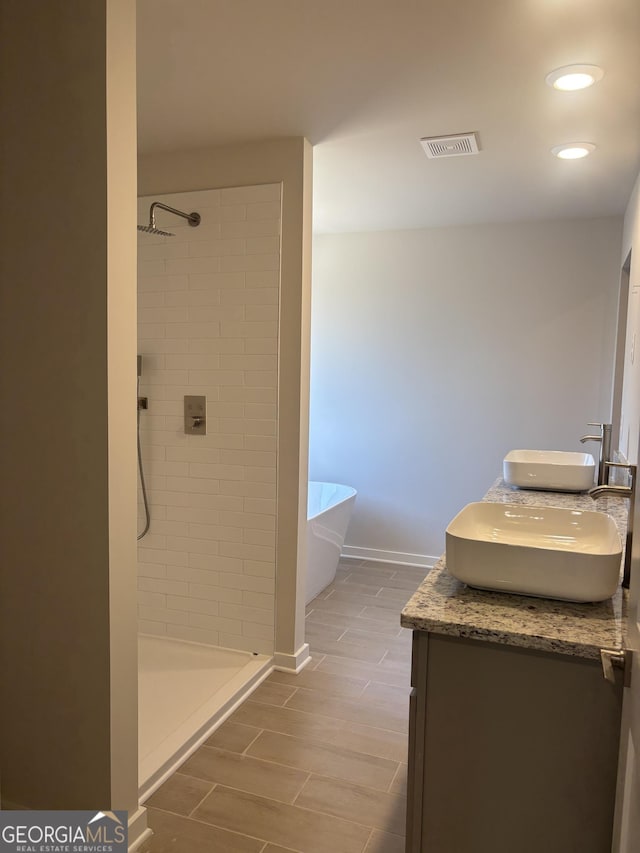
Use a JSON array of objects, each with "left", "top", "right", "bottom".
[{"left": 148, "top": 202, "right": 201, "bottom": 229}]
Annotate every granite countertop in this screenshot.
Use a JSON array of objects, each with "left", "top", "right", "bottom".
[{"left": 401, "top": 478, "right": 630, "bottom": 660}]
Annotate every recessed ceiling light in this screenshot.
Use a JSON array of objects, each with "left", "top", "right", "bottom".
[
  {"left": 545, "top": 64, "right": 604, "bottom": 91},
  {"left": 551, "top": 143, "right": 596, "bottom": 160}
]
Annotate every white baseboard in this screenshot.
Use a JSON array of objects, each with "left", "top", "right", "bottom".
[
  {"left": 128, "top": 807, "right": 151, "bottom": 852},
  {"left": 273, "top": 643, "right": 312, "bottom": 674},
  {"left": 341, "top": 545, "right": 437, "bottom": 569}
]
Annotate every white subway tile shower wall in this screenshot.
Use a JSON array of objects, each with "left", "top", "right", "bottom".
[{"left": 137, "top": 185, "right": 281, "bottom": 654}]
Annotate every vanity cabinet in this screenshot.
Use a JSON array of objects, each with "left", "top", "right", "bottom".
[{"left": 406, "top": 631, "right": 624, "bottom": 853}]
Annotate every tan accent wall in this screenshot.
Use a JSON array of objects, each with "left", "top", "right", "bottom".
[
  {"left": 0, "top": 0, "right": 139, "bottom": 815},
  {"left": 138, "top": 138, "right": 312, "bottom": 661},
  {"left": 106, "top": 0, "right": 140, "bottom": 815}
]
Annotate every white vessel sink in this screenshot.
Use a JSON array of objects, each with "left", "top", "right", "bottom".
[
  {"left": 445, "top": 501, "right": 621, "bottom": 602},
  {"left": 503, "top": 449, "right": 596, "bottom": 492}
]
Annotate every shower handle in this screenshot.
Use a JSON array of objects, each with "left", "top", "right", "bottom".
[{"left": 184, "top": 395, "right": 207, "bottom": 435}]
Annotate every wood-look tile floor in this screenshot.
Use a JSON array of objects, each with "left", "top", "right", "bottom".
[{"left": 141, "top": 559, "right": 428, "bottom": 853}]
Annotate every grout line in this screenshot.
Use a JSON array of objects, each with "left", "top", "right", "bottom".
[
  {"left": 281, "top": 688, "right": 407, "bottom": 733},
  {"left": 291, "top": 772, "right": 313, "bottom": 806},
  {"left": 212, "top": 775, "right": 396, "bottom": 832},
  {"left": 305, "top": 652, "right": 326, "bottom": 670},
  {"left": 242, "top": 708, "right": 409, "bottom": 764},
  {"left": 253, "top": 695, "right": 297, "bottom": 710},
  {"left": 358, "top": 679, "right": 372, "bottom": 699},
  {"left": 245, "top": 695, "right": 408, "bottom": 739},
  {"left": 386, "top": 762, "right": 403, "bottom": 794},
  {"left": 146, "top": 802, "right": 205, "bottom": 822},
  {"left": 172, "top": 807, "right": 284, "bottom": 853},
  {"left": 307, "top": 617, "right": 351, "bottom": 634},
  {"left": 177, "top": 754, "right": 326, "bottom": 804},
  {"left": 280, "top": 686, "right": 299, "bottom": 707},
  {"left": 241, "top": 727, "right": 264, "bottom": 755},
  {"left": 363, "top": 827, "right": 376, "bottom": 851},
  {"left": 281, "top": 691, "right": 295, "bottom": 708},
  {"left": 186, "top": 781, "right": 217, "bottom": 818},
  {"left": 243, "top": 736, "right": 404, "bottom": 782},
  {"left": 189, "top": 760, "right": 400, "bottom": 806},
  {"left": 273, "top": 799, "right": 381, "bottom": 839},
  {"left": 311, "top": 658, "right": 411, "bottom": 685}
]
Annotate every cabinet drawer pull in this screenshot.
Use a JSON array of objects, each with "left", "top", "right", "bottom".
[{"left": 600, "top": 648, "right": 632, "bottom": 686}]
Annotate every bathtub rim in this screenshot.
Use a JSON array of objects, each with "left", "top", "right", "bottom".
[{"left": 307, "top": 480, "right": 357, "bottom": 521}]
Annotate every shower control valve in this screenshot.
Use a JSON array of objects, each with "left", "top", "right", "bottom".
[{"left": 184, "top": 395, "right": 207, "bottom": 435}]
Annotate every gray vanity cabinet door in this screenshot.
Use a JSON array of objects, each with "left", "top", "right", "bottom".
[
  {"left": 406, "top": 632, "right": 429, "bottom": 851},
  {"left": 406, "top": 631, "right": 624, "bottom": 853}
]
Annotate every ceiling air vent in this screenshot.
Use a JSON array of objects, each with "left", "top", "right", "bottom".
[{"left": 420, "top": 132, "right": 480, "bottom": 159}]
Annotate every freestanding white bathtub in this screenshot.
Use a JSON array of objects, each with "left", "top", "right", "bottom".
[{"left": 306, "top": 481, "right": 357, "bottom": 604}]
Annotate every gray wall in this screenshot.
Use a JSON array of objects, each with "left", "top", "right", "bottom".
[{"left": 310, "top": 216, "right": 622, "bottom": 562}]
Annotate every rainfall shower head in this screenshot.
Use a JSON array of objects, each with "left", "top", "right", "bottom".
[
  {"left": 137, "top": 223, "right": 174, "bottom": 236},
  {"left": 137, "top": 201, "right": 201, "bottom": 237}
]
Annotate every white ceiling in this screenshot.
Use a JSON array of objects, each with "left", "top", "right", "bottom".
[{"left": 137, "top": 0, "right": 640, "bottom": 233}]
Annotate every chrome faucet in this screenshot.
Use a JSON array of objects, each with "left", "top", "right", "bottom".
[
  {"left": 589, "top": 461, "right": 636, "bottom": 589},
  {"left": 580, "top": 422, "right": 612, "bottom": 486}
]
